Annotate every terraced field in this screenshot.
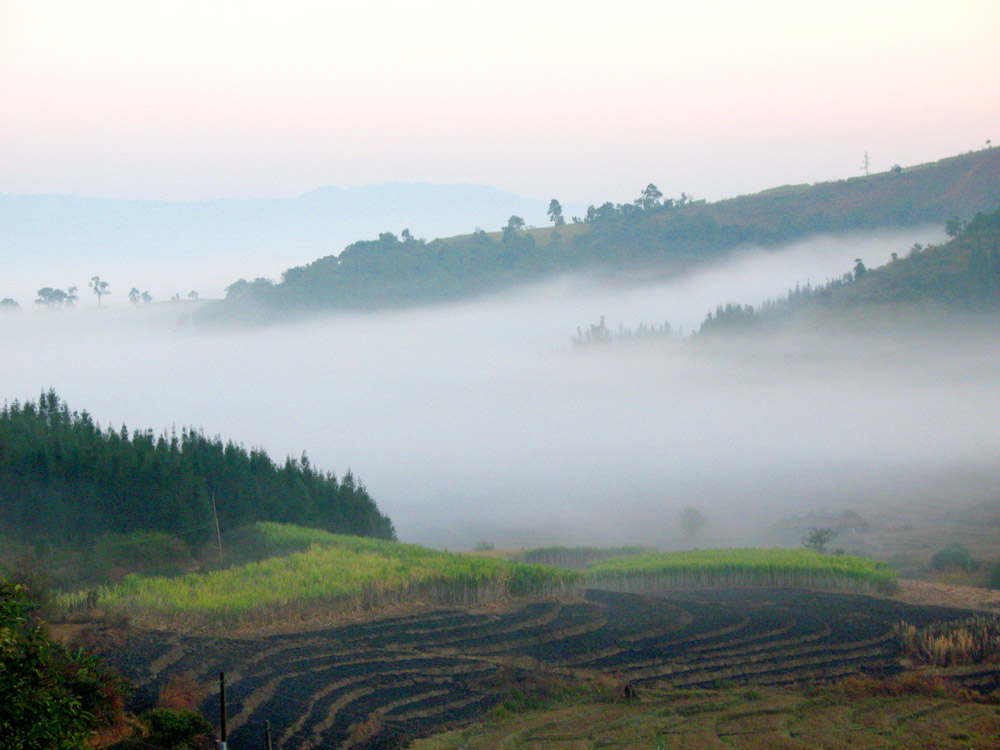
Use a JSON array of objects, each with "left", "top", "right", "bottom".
[
  {"left": 105, "top": 589, "right": 1000, "bottom": 749},
  {"left": 412, "top": 685, "right": 1000, "bottom": 750}
]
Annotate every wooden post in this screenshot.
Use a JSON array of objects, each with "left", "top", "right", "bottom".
[
  {"left": 264, "top": 720, "right": 273, "bottom": 750},
  {"left": 219, "top": 672, "right": 228, "bottom": 750}
]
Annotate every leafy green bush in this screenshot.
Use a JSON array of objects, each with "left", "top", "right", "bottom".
[
  {"left": 1, "top": 578, "right": 127, "bottom": 749},
  {"left": 930, "top": 543, "right": 976, "bottom": 572}
]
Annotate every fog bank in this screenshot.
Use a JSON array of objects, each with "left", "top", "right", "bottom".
[{"left": 5, "top": 226, "right": 997, "bottom": 549}]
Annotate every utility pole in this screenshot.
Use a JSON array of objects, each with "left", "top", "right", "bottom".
[
  {"left": 219, "top": 672, "right": 228, "bottom": 750},
  {"left": 264, "top": 720, "right": 273, "bottom": 750},
  {"left": 212, "top": 493, "right": 223, "bottom": 564}
]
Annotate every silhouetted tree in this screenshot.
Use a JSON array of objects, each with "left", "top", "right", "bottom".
[
  {"left": 802, "top": 527, "right": 836, "bottom": 553},
  {"left": 945, "top": 216, "right": 966, "bottom": 238},
  {"left": 35, "top": 288, "right": 70, "bottom": 307},
  {"left": 547, "top": 199, "right": 565, "bottom": 226},
  {"left": 129, "top": 288, "right": 141, "bottom": 305},
  {"left": 502, "top": 215, "right": 526, "bottom": 243},
  {"left": 89, "top": 276, "right": 110, "bottom": 307},
  {"left": 637, "top": 184, "right": 663, "bottom": 210}
]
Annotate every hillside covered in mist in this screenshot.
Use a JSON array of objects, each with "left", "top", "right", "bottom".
[
  {"left": 198, "top": 148, "right": 1000, "bottom": 323},
  {"left": 0, "top": 182, "right": 563, "bottom": 307},
  {"left": 698, "top": 205, "right": 1000, "bottom": 335}
]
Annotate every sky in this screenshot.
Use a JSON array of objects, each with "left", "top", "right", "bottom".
[{"left": 1, "top": 0, "right": 998, "bottom": 205}]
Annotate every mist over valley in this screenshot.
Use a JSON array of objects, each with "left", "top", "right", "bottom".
[
  {"left": 5, "top": 5, "right": 1000, "bottom": 744},
  {"left": 7, "top": 223, "right": 995, "bottom": 550}
]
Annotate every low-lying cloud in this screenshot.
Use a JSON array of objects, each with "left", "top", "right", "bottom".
[{"left": 5, "top": 225, "right": 997, "bottom": 550}]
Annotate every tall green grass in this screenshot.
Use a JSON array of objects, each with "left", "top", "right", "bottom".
[
  {"left": 60, "top": 524, "right": 581, "bottom": 631},
  {"left": 511, "top": 546, "right": 653, "bottom": 570},
  {"left": 585, "top": 548, "right": 898, "bottom": 596}
]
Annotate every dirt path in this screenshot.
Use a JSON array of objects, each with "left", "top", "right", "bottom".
[{"left": 894, "top": 580, "right": 1000, "bottom": 614}]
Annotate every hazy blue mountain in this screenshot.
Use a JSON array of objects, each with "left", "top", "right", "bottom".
[{"left": 0, "top": 182, "right": 574, "bottom": 306}]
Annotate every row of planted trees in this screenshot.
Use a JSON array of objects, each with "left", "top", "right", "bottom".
[{"left": 0, "top": 391, "right": 396, "bottom": 548}]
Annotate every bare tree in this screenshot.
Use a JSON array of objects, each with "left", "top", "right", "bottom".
[
  {"left": 89, "top": 276, "right": 110, "bottom": 307},
  {"left": 860, "top": 151, "right": 871, "bottom": 176}
]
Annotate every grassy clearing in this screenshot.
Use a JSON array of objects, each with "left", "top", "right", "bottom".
[
  {"left": 585, "top": 547, "right": 899, "bottom": 596},
  {"left": 57, "top": 530, "right": 902, "bottom": 633},
  {"left": 59, "top": 524, "right": 581, "bottom": 632}
]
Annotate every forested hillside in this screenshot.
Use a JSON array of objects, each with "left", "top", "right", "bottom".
[
  {"left": 197, "top": 148, "right": 1000, "bottom": 323},
  {"left": 0, "top": 391, "right": 395, "bottom": 544},
  {"left": 699, "top": 205, "right": 1000, "bottom": 334}
]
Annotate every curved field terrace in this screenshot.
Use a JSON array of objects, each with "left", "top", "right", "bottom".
[{"left": 104, "top": 588, "right": 999, "bottom": 749}]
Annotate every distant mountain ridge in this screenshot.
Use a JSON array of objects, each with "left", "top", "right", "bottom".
[{"left": 197, "top": 148, "right": 1000, "bottom": 323}]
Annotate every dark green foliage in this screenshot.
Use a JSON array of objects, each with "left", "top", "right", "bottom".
[
  {"left": 197, "top": 149, "right": 1000, "bottom": 323},
  {"left": 987, "top": 562, "right": 1000, "bottom": 590},
  {"left": 930, "top": 543, "right": 976, "bottom": 572},
  {"left": 0, "top": 579, "right": 127, "bottom": 749},
  {"left": 802, "top": 528, "right": 836, "bottom": 553},
  {"left": 0, "top": 391, "right": 395, "bottom": 546},
  {"left": 91, "top": 532, "right": 197, "bottom": 580},
  {"left": 141, "top": 708, "right": 213, "bottom": 749},
  {"left": 698, "top": 304, "right": 758, "bottom": 335}
]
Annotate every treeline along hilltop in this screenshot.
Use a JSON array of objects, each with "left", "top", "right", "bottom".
[
  {"left": 197, "top": 148, "right": 1000, "bottom": 323},
  {"left": 698, "top": 204, "right": 1000, "bottom": 334},
  {"left": 0, "top": 391, "right": 395, "bottom": 546}
]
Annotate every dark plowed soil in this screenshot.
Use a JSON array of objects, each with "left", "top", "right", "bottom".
[{"left": 101, "top": 588, "right": 998, "bottom": 749}]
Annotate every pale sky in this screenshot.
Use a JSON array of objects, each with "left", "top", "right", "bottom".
[{"left": 1, "top": 0, "right": 997, "bottom": 205}]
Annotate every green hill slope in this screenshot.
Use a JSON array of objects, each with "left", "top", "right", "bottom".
[
  {"left": 0, "top": 391, "right": 395, "bottom": 546},
  {"left": 197, "top": 148, "right": 1000, "bottom": 323},
  {"left": 698, "top": 204, "right": 1000, "bottom": 334}
]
